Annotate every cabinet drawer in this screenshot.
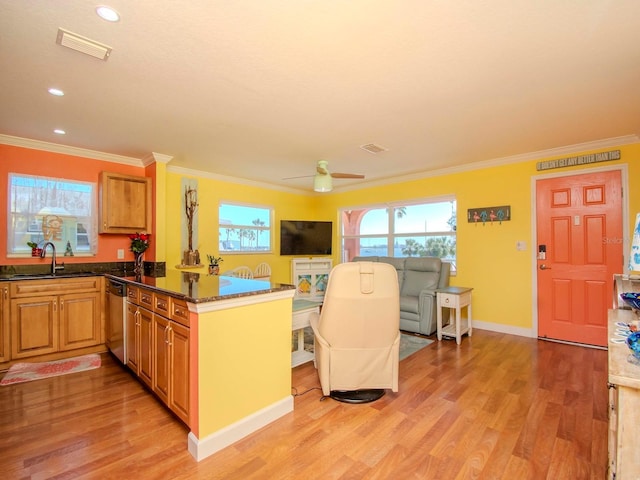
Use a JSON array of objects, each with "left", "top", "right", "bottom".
[
  {"left": 127, "top": 285, "right": 140, "bottom": 304},
  {"left": 154, "top": 292, "right": 170, "bottom": 316},
  {"left": 171, "top": 298, "right": 189, "bottom": 327},
  {"left": 439, "top": 291, "right": 472, "bottom": 308},
  {"left": 439, "top": 293, "right": 459, "bottom": 307},
  {"left": 139, "top": 288, "right": 153, "bottom": 309},
  {"left": 11, "top": 277, "right": 100, "bottom": 297}
]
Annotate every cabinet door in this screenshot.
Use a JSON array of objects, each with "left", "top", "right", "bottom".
[
  {"left": 59, "top": 292, "right": 101, "bottom": 351},
  {"left": 169, "top": 321, "right": 190, "bottom": 425},
  {"left": 153, "top": 314, "right": 170, "bottom": 404},
  {"left": 126, "top": 302, "right": 139, "bottom": 371},
  {"left": 138, "top": 307, "right": 154, "bottom": 388},
  {"left": 99, "top": 172, "right": 152, "bottom": 234},
  {"left": 11, "top": 296, "right": 58, "bottom": 358},
  {"left": 0, "top": 285, "right": 9, "bottom": 363}
]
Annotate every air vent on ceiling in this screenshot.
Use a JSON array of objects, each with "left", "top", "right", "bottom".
[
  {"left": 360, "top": 143, "right": 388, "bottom": 154},
  {"left": 56, "top": 28, "right": 112, "bottom": 60}
]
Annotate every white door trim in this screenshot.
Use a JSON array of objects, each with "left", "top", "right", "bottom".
[{"left": 530, "top": 164, "right": 630, "bottom": 338}]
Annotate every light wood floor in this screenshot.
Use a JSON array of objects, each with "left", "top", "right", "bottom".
[{"left": 0, "top": 329, "right": 608, "bottom": 479}]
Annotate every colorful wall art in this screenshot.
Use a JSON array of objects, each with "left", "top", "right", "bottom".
[{"left": 467, "top": 205, "right": 511, "bottom": 225}]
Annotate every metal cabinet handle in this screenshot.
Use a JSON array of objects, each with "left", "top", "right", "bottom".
[{"left": 539, "top": 264, "right": 552, "bottom": 270}]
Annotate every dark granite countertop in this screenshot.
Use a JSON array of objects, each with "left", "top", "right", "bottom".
[
  {"left": 0, "top": 269, "right": 295, "bottom": 304},
  {"left": 107, "top": 270, "right": 295, "bottom": 304}
]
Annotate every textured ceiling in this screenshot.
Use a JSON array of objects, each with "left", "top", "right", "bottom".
[{"left": 1, "top": 1, "right": 639, "bottom": 192}]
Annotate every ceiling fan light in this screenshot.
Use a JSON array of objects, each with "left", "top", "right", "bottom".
[{"left": 314, "top": 174, "right": 332, "bottom": 192}]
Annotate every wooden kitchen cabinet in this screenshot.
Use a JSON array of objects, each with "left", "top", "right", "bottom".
[
  {"left": 59, "top": 291, "right": 102, "bottom": 351},
  {"left": 153, "top": 312, "right": 190, "bottom": 424},
  {"left": 0, "top": 284, "right": 9, "bottom": 363},
  {"left": 126, "top": 295, "right": 153, "bottom": 388},
  {"left": 99, "top": 171, "right": 152, "bottom": 234},
  {"left": 11, "top": 295, "right": 58, "bottom": 358},
  {"left": 128, "top": 284, "right": 190, "bottom": 425},
  {"left": 10, "top": 277, "right": 102, "bottom": 360}
]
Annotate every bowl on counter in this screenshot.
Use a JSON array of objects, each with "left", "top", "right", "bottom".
[
  {"left": 620, "top": 292, "right": 640, "bottom": 311},
  {"left": 626, "top": 331, "right": 640, "bottom": 360}
]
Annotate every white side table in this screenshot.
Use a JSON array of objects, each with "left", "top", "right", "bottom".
[
  {"left": 436, "top": 286, "right": 473, "bottom": 345},
  {"left": 291, "top": 299, "right": 322, "bottom": 367}
]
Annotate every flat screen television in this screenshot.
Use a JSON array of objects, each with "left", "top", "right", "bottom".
[{"left": 280, "top": 220, "right": 332, "bottom": 256}]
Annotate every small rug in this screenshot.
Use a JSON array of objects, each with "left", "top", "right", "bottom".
[
  {"left": 399, "top": 333, "right": 433, "bottom": 360},
  {"left": 0, "top": 354, "right": 101, "bottom": 386}
]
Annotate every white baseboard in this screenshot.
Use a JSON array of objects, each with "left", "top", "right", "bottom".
[
  {"left": 472, "top": 320, "right": 536, "bottom": 338},
  {"left": 188, "top": 395, "right": 294, "bottom": 462}
]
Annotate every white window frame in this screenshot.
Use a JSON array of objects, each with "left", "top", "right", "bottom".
[
  {"left": 340, "top": 195, "right": 457, "bottom": 273},
  {"left": 8, "top": 173, "right": 97, "bottom": 257},
  {"left": 218, "top": 201, "right": 273, "bottom": 254}
]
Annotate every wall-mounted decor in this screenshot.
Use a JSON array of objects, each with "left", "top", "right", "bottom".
[
  {"left": 468, "top": 205, "right": 511, "bottom": 225},
  {"left": 177, "top": 178, "right": 202, "bottom": 268},
  {"left": 536, "top": 149, "right": 620, "bottom": 171}
]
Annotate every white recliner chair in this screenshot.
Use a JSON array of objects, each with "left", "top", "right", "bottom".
[{"left": 310, "top": 261, "right": 400, "bottom": 403}]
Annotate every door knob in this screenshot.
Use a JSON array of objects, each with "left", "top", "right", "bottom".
[{"left": 539, "top": 264, "right": 552, "bottom": 270}]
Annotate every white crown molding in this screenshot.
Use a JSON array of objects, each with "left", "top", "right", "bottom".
[
  {"left": 3, "top": 133, "right": 637, "bottom": 195},
  {"left": 142, "top": 152, "right": 173, "bottom": 166},
  {"left": 167, "top": 164, "right": 311, "bottom": 195},
  {"left": 0, "top": 134, "right": 144, "bottom": 166},
  {"left": 333, "top": 134, "right": 640, "bottom": 193}
]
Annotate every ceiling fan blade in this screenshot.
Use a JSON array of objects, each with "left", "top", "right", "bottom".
[
  {"left": 331, "top": 172, "right": 365, "bottom": 179},
  {"left": 282, "top": 174, "right": 315, "bottom": 180}
]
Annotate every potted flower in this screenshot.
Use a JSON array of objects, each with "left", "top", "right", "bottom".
[
  {"left": 27, "top": 241, "right": 42, "bottom": 257},
  {"left": 207, "top": 255, "right": 223, "bottom": 275}
]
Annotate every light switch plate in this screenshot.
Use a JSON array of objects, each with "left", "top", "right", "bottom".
[
  {"left": 117, "top": 249, "right": 125, "bottom": 259},
  {"left": 516, "top": 241, "right": 527, "bottom": 251}
]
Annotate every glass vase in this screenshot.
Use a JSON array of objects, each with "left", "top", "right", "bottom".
[{"left": 134, "top": 252, "right": 144, "bottom": 278}]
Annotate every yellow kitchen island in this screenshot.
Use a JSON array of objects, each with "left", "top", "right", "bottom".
[{"left": 114, "top": 271, "right": 296, "bottom": 461}]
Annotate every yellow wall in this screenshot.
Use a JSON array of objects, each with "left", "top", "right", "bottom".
[
  {"left": 163, "top": 171, "right": 325, "bottom": 283},
  {"left": 193, "top": 297, "right": 292, "bottom": 437},
  {"left": 3, "top": 140, "right": 637, "bottom": 333},
  {"left": 317, "top": 143, "right": 640, "bottom": 331}
]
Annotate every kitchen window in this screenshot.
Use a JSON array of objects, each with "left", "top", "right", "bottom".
[
  {"left": 340, "top": 196, "right": 457, "bottom": 273},
  {"left": 8, "top": 173, "right": 97, "bottom": 256},
  {"left": 219, "top": 202, "right": 272, "bottom": 253}
]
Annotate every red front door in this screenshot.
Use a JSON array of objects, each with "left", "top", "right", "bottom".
[{"left": 536, "top": 169, "right": 623, "bottom": 347}]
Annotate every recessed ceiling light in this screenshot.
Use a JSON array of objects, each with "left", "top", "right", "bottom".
[
  {"left": 96, "top": 5, "right": 120, "bottom": 22},
  {"left": 48, "top": 88, "right": 64, "bottom": 96},
  {"left": 53, "top": 129, "right": 66, "bottom": 135}
]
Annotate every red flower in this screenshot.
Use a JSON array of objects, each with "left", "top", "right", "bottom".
[{"left": 129, "top": 232, "right": 150, "bottom": 253}]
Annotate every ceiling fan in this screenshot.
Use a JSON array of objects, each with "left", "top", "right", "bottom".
[{"left": 284, "top": 160, "right": 365, "bottom": 192}]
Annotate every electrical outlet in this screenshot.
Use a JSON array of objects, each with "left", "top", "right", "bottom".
[
  {"left": 117, "top": 249, "right": 125, "bottom": 259},
  {"left": 516, "top": 241, "right": 527, "bottom": 251}
]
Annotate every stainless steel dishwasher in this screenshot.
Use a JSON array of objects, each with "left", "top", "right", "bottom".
[{"left": 106, "top": 278, "right": 127, "bottom": 364}]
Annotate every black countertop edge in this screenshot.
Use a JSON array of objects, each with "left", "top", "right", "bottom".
[
  {"left": 0, "top": 261, "right": 165, "bottom": 278},
  {"left": 107, "top": 273, "right": 296, "bottom": 304}
]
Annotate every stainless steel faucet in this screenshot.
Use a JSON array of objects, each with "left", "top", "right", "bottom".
[{"left": 40, "top": 242, "right": 65, "bottom": 275}]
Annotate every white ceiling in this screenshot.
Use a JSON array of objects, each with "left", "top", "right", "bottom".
[{"left": 1, "top": 1, "right": 639, "bottom": 192}]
